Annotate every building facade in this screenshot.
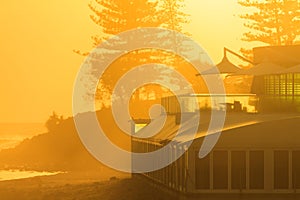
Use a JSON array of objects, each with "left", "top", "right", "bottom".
[
  {"left": 132, "top": 45, "right": 300, "bottom": 195},
  {"left": 132, "top": 113, "right": 300, "bottom": 194},
  {"left": 251, "top": 45, "right": 300, "bottom": 112}
]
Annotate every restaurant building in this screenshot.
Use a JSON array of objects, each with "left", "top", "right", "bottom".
[
  {"left": 132, "top": 45, "right": 300, "bottom": 195},
  {"left": 240, "top": 45, "right": 300, "bottom": 112}
]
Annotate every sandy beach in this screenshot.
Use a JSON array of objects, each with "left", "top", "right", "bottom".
[
  {"left": 2, "top": 173, "right": 300, "bottom": 200},
  {"left": 0, "top": 172, "right": 177, "bottom": 200}
]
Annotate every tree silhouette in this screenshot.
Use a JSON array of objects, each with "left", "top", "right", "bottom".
[
  {"left": 88, "top": 0, "right": 189, "bottom": 45},
  {"left": 89, "top": 0, "right": 160, "bottom": 46},
  {"left": 160, "top": 0, "right": 190, "bottom": 32},
  {"left": 81, "top": 0, "right": 192, "bottom": 109},
  {"left": 238, "top": 0, "right": 300, "bottom": 46},
  {"left": 158, "top": 0, "right": 191, "bottom": 63}
]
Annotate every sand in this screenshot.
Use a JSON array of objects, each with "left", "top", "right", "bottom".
[
  {"left": 2, "top": 172, "right": 300, "bottom": 200},
  {"left": 0, "top": 171, "right": 177, "bottom": 200}
]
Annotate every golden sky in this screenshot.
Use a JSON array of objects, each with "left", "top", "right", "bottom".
[{"left": 0, "top": 0, "right": 259, "bottom": 123}]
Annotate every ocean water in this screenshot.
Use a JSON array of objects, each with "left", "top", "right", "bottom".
[
  {"left": 0, "top": 169, "right": 60, "bottom": 181},
  {"left": 0, "top": 123, "right": 47, "bottom": 150},
  {"left": 0, "top": 124, "right": 59, "bottom": 181}
]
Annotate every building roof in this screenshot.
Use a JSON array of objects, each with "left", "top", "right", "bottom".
[
  {"left": 210, "top": 116, "right": 300, "bottom": 148},
  {"left": 253, "top": 45, "right": 300, "bottom": 67},
  {"left": 201, "top": 56, "right": 241, "bottom": 74},
  {"left": 133, "top": 112, "right": 300, "bottom": 146},
  {"left": 279, "top": 64, "right": 300, "bottom": 74},
  {"left": 233, "top": 62, "right": 285, "bottom": 76}
]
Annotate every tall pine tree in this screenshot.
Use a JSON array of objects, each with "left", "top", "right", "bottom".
[
  {"left": 159, "top": 0, "right": 189, "bottom": 32},
  {"left": 89, "top": 0, "right": 160, "bottom": 46},
  {"left": 238, "top": 0, "right": 300, "bottom": 46},
  {"left": 82, "top": 0, "right": 193, "bottom": 109}
]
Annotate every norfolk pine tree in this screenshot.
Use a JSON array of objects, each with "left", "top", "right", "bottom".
[{"left": 238, "top": 0, "right": 300, "bottom": 59}]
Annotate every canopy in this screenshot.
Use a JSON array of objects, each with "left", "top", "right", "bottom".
[{"left": 201, "top": 56, "right": 241, "bottom": 75}]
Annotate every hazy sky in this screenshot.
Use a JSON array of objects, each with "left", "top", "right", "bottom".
[{"left": 0, "top": 0, "right": 259, "bottom": 122}]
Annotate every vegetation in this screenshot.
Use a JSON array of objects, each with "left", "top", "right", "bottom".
[
  {"left": 45, "top": 112, "right": 64, "bottom": 132},
  {"left": 88, "top": 0, "right": 189, "bottom": 46},
  {"left": 88, "top": 0, "right": 160, "bottom": 46},
  {"left": 0, "top": 108, "right": 131, "bottom": 171},
  {"left": 239, "top": 0, "right": 300, "bottom": 45},
  {"left": 238, "top": 0, "right": 300, "bottom": 59},
  {"left": 81, "top": 0, "right": 194, "bottom": 109}
]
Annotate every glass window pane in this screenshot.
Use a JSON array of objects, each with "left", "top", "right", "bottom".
[
  {"left": 292, "top": 151, "right": 300, "bottom": 189},
  {"left": 280, "top": 74, "right": 286, "bottom": 96},
  {"left": 274, "top": 151, "right": 289, "bottom": 189},
  {"left": 231, "top": 151, "right": 246, "bottom": 189},
  {"left": 213, "top": 151, "right": 228, "bottom": 189},
  {"left": 249, "top": 151, "right": 264, "bottom": 189},
  {"left": 195, "top": 152, "right": 210, "bottom": 189},
  {"left": 274, "top": 75, "right": 280, "bottom": 95},
  {"left": 267, "top": 75, "right": 274, "bottom": 95}
]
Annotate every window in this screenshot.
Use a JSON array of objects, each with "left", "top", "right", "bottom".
[
  {"left": 294, "top": 74, "right": 300, "bottom": 96},
  {"left": 177, "top": 156, "right": 183, "bottom": 190},
  {"left": 274, "top": 75, "right": 280, "bottom": 95},
  {"left": 195, "top": 152, "right": 210, "bottom": 189},
  {"left": 274, "top": 151, "right": 289, "bottom": 189},
  {"left": 293, "top": 151, "right": 300, "bottom": 189},
  {"left": 231, "top": 151, "right": 246, "bottom": 190},
  {"left": 265, "top": 75, "right": 274, "bottom": 95},
  {"left": 249, "top": 151, "right": 264, "bottom": 189},
  {"left": 285, "top": 74, "right": 294, "bottom": 97},
  {"left": 213, "top": 151, "right": 228, "bottom": 189},
  {"left": 279, "top": 74, "right": 287, "bottom": 96}
]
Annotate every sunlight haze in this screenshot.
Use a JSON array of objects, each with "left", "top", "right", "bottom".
[{"left": 0, "top": 0, "right": 252, "bottom": 122}]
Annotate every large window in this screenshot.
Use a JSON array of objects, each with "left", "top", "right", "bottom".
[
  {"left": 280, "top": 74, "right": 287, "bottom": 96},
  {"left": 249, "top": 151, "right": 264, "bottom": 189},
  {"left": 262, "top": 73, "right": 300, "bottom": 110},
  {"left": 264, "top": 74, "right": 300, "bottom": 98},
  {"left": 274, "top": 151, "right": 289, "bottom": 189},
  {"left": 177, "top": 155, "right": 184, "bottom": 191},
  {"left": 264, "top": 75, "right": 274, "bottom": 94},
  {"left": 292, "top": 151, "right": 300, "bottom": 189},
  {"left": 295, "top": 74, "right": 300, "bottom": 96},
  {"left": 231, "top": 151, "right": 246, "bottom": 190},
  {"left": 213, "top": 151, "right": 228, "bottom": 189},
  {"left": 195, "top": 152, "right": 210, "bottom": 189},
  {"left": 274, "top": 75, "right": 280, "bottom": 95},
  {"left": 287, "top": 74, "right": 294, "bottom": 96}
]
